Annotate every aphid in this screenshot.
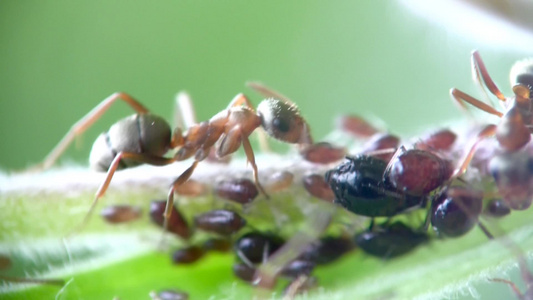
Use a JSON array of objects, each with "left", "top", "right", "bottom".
[
  {"left": 232, "top": 262, "right": 256, "bottom": 282},
  {"left": 384, "top": 148, "right": 453, "bottom": 197},
  {"left": 360, "top": 133, "right": 400, "bottom": 162},
  {"left": 234, "top": 232, "right": 285, "bottom": 264},
  {"left": 415, "top": 128, "right": 457, "bottom": 152},
  {"left": 149, "top": 289, "right": 189, "bottom": 300},
  {"left": 354, "top": 221, "right": 429, "bottom": 259},
  {"left": 336, "top": 115, "right": 379, "bottom": 138},
  {"left": 30, "top": 88, "right": 312, "bottom": 233},
  {"left": 214, "top": 178, "right": 259, "bottom": 204},
  {"left": 300, "top": 142, "right": 346, "bottom": 164},
  {"left": 325, "top": 155, "right": 423, "bottom": 217},
  {"left": 298, "top": 236, "right": 355, "bottom": 265},
  {"left": 430, "top": 186, "right": 484, "bottom": 237},
  {"left": 302, "top": 173, "right": 335, "bottom": 202},
  {"left": 279, "top": 260, "right": 316, "bottom": 279},
  {"left": 451, "top": 50, "right": 533, "bottom": 153},
  {"left": 488, "top": 152, "right": 533, "bottom": 210},
  {"left": 485, "top": 198, "right": 511, "bottom": 218},
  {"left": 149, "top": 200, "right": 191, "bottom": 240},
  {"left": 263, "top": 171, "right": 294, "bottom": 193},
  {"left": 100, "top": 204, "right": 142, "bottom": 224},
  {"left": 202, "top": 238, "right": 232, "bottom": 252},
  {"left": 171, "top": 246, "right": 205, "bottom": 264},
  {"left": 173, "top": 179, "right": 208, "bottom": 197},
  {"left": 194, "top": 209, "right": 247, "bottom": 236}
]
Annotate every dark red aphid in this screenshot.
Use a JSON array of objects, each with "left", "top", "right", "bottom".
[
  {"left": 215, "top": 179, "right": 259, "bottom": 204},
  {"left": 100, "top": 204, "right": 142, "bottom": 224},
  {"left": 300, "top": 142, "right": 346, "bottom": 164},
  {"left": 171, "top": 246, "right": 205, "bottom": 264},
  {"left": 302, "top": 173, "right": 335, "bottom": 202},
  {"left": 360, "top": 133, "right": 400, "bottom": 162},
  {"left": 194, "top": 210, "right": 246, "bottom": 236},
  {"left": 149, "top": 200, "right": 191, "bottom": 239},
  {"left": 415, "top": 129, "right": 457, "bottom": 152}
]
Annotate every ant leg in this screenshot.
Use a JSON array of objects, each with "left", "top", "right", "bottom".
[
  {"left": 174, "top": 91, "right": 197, "bottom": 130},
  {"left": 28, "top": 92, "right": 150, "bottom": 172},
  {"left": 471, "top": 50, "right": 506, "bottom": 101},
  {"left": 159, "top": 161, "right": 199, "bottom": 247},
  {"left": 72, "top": 152, "right": 175, "bottom": 235},
  {"left": 452, "top": 124, "right": 497, "bottom": 178},
  {"left": 227, "top": 93, "right": 255, "bottom": 109},
  {"left": 242, "top": 136, "right": 269, "bottom": 199},
  {"left": 450, "top": 88, "right": 504, "bottom": 117},
  {"left": 247, "top": 81, "right": 294, "bottom": 105}
]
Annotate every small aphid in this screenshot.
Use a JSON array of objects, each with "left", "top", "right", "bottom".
[
  {"left": 149, "top": 289, "right": 189, "bottom": 300},
  {"left": 415, "top": 129, "right": 457, "bottom": 152},
  {"left": 149, "top": 200, "right": 191, "bottom": 240},
  {"left": 171, "top": 246, "right": 205, "bottom": 264},
  {"left": 360, "top": 133, "right": 400, "bottom": 162},
  {"left": 431, "top": 186, "right": 484, "bottom": 237},
  {"left": 173, "top": 179, "right": 208, "bottom": 197},
  {"left": 489, "top": 152, "right": 533, "bottom": 210},
  {"left": 385, "top": 148, "right": 453, "bottom": 197},
  {"left": 214, "top": 179, "right": 258, "bottom": 204},
  {"left": 100, "top": 204, "right": 142, "bottom": 224},
  {"left": 326, "top": 155, "right": 423, "bottom": 217},
  {"left": 355, "top": 221, "right": 429, "bottom": 259},
  {"left": 264, "top": 171, "right": 294, "bottom": 193},
  {"left": 234, "top": 232, "right": 285, "bottom": 264},
  {"left": 202, "top": 238, "right": 232, "bottom": 252},
  {"left": 300, "top": 142, "right": 346, "bottom": 164},
  {"left": 336, "top": 115, "right": 379, "bottom": 137},
  {"left": 299, "top": 236, "right": 355, "bottom": 265},
  {"left": 485, "top": 199, "right": 511, "bottom": 218},
  {"left": 302, "top": 174, "right": 335, "bottom": 202},
  {"left": 194, "top": 210, "right": 247, "bottom": 236}
]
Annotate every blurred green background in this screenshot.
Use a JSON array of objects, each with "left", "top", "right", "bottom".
[{"left": 0, "top": 0, "right": 531, "bottom": 170}]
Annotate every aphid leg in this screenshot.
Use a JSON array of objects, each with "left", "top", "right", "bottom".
[
  {"left": 450, "top": 88, "right": 504, "bottom": 117},
  {"left": 242, "top": 136, "right": 269, "bottom": 198},
  {"left": 28, "top": 92, "right": 150, "bottom": 172},
  {"left": 471, "top": 50, "right": 506, "bottom": 101},
  {"left": 160, "top": 161, "right": 199, "bottom": 247},
  {"left": 247, "top": 81, "right": 295, "bottom": 105},
  {"left": 452, "top": 124, "right": 497, "bottom": 178},
  {"left": 71, "top": 152, "right": 175, "bottom": 235}
]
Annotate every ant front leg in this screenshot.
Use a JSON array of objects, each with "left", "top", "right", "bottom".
[
  {"left": 452, "top": 124, "right": 496, "bottom": 178},
  {"left": 471, "top": 50, "right": 507, "bottom": 102},
  {"left": 28, "top": 92, "right": 150, "bottom": 172},
  {"left": 450, "top": 88, "right": 503, "bottom": 117},
  {"left": 72, "top": 152, "right": 175, "bottom": 235}
]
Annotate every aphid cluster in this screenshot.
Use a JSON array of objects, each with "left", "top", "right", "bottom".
[{"left": 16, "top": 51, "right": 533, "bottom": 298}]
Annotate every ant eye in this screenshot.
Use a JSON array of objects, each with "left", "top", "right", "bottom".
[
  {"left": 272, "top": 117, "right": 290, "bottom": 133},
  {"left": 510, "top": 58, "right": 533, "bottom": 96}
]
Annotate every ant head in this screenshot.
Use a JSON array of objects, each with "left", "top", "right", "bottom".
[
  {"left": 257, "top": 98, "right": 312, "bottom": 145},
  {"left": 510, "top": 58, "right": 533, "bottom": 97}
]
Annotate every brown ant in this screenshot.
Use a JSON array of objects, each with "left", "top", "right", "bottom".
[
  {"left": 450, "top": 50, "right": 533, "bottom": 152},
  {"left": 28, "top": 85, "right": 312, "bottom": 234}
]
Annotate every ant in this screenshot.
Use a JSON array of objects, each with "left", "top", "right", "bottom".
[{"left": 28, "top": 84, "right": 312, "bottom": 234}]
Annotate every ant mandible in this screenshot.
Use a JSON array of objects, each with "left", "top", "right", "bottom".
[{"left": 30, "top": 84, "right": 313, "bottom": 233}]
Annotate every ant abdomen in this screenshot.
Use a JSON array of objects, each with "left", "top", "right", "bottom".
[
  {"left": 89, "top": 114, "right": 172, "bottom": 171},
  {"left": 489, "top": 152, "right": 533, "bottom": 210}
]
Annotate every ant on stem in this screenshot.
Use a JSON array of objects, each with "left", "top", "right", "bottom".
[{"left": 28, "top": 84, "right": 312, "bottom": 235}]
